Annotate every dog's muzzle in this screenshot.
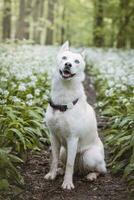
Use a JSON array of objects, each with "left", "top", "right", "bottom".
[{"left": 59, "top": 69, "right": 76, "bottom": 79}]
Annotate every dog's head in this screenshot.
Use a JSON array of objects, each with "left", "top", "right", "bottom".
[{"left": 57, "top": 41, "right": 86, "bottom": 81}]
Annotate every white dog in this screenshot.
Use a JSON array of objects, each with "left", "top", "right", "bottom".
[{"left": 45, "top": 41, "right": 106, "bottom": 190}]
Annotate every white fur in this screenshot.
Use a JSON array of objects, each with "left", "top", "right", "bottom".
[{"left": 45, "top": 41, "right": 106, "bottom": 190}]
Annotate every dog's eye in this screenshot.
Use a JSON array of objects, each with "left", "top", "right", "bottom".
[
  {"left": 62, "top": 56, "right": 67, "bottom": 60},
  {"left": 74, "top": 59, "right": 80, "bottom": 64}
]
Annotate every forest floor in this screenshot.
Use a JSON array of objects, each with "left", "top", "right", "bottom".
[{"left": 16, "top": 75, "right": 130, "bottom": 200}]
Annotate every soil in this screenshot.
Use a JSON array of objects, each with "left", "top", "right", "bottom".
[{"left": 12, "top": 75, "right": 130, "bottom": 200}]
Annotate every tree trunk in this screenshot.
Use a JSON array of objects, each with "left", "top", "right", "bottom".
[
  {"left": 130, "top": 16, "right": 134, "bottom": 48},
  {"left": 34, "top": 0, "right": 45, "bottom": 43},
  {"left": 32, "top": 0, "right": 40, "bottom": 43},
  {"left": 2, "top": 0, "right": 11, "bottom": 40},
  {"left": 60, "top": 5, "right": 65, "bottom": 44},
  {"left": 25, "top": 0, "right": 33, "bottom": 39},
  {"left": 15, "top": 0, "right": 32, "bottom": 40},
  {"left": 116, "top": 0, "right": 130, "bottom": 48},
  {"left": 45, "top": 0, "right": 55, "bottom": 45},
  {"left": 37, "top": 0, "right": 45, "bottom": 43},
  {"left": 117, "top": 0, "right": 134, "bottom": 48},
  {"left": 15, "top": 0, "right": 26, "bottom": 39},
  {"left": 93, "top": 0, "right": 104, "bottom": 47},
  {"left": 65, "top": 15, "right": 71, "bottom": 43},
  {"left": 130, "top": 35, "right": 134, "bottom": 48}
]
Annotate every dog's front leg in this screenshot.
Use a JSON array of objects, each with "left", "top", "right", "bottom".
[
  {"left": 62, "top": 137, "right": 78, "bottom": 190},
  {"left": 45, "top": 133, "right": 60, "bottom": 180}
]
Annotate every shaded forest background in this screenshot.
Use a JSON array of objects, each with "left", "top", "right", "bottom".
[{"left": 0, "top": 0, "right": 134, "bottom": 48}]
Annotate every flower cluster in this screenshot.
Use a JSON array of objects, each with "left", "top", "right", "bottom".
[
  {"left": 86, "top": 48, "right": 134, "bottom": 106},
  {"left": 0, "top": 45, "right": 57, "bottom": 107},
  {"left": 86, "top": 48, "right": 134, "bottom": 189},
  {"left": 0, "top": 45, "right": 56, "bottom": 191}
]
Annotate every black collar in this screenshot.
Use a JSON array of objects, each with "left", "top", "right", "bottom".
[{"left": 49, "top": 98, "right": 79, "bottom": 112}]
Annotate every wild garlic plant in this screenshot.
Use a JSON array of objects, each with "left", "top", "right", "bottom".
[
  {"left": 86, "top": 48, "right": 134, "bottom": 190},
  {"left": 0, "top": 45, "right": 57, "bottom": 191}
]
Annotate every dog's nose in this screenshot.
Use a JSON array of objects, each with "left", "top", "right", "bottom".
[{"left": 65, "top": 62, "right": 72, "bottom": 68}]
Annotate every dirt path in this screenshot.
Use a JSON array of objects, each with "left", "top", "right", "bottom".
[{"left": 16, "top": 75, "right": 130, "bottom": 200}]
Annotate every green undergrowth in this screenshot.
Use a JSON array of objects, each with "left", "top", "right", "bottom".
[{"left": 87, "top": 65, "right": 134, "bottom": 194}]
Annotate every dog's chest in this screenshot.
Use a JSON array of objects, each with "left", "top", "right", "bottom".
[{"left": 46, "top": 108, "right": 71, "bottom": 138}]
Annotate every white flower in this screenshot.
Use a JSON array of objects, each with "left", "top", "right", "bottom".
[
  {"left": 18, "top": 83, "right": 26, "bottom": 91},
  {"left": 26, "top": 99, "right": 33, "bottom": 106},
  {"left": 122, "top": 98, "right": 128, "bottom": 104},
  {"left": 43, "top": 94, "right": 48, "bottom": 100},
  {"left": 121, "top": 77, "right": 127, "bottom": 82},
  {"left": 0, "top": 99, "right": 7, "bottom": 104},
  {"left": 116, "top": 84, "right": 122, "bottom": 88},
  {"left": 108, "top": 80, "right": 114, "bottom": 87},
  {"left": 118, "top": 96, "right": 124, "bottom": 103},
  {"left": 1, "top": 77, "right": 7, "bottom": 82},
  {"left": 115, "top": 118, "right": 119, "bottom": 123},
  {"left": 12, "top": 83, "right": 17, "bottom": 88},
  {"left": 105, "top": 90, "right": 109, "bottom": 97},
  {"left": 3, "top": 90, "right": 9, "bottom": 97},
  {"left": 105, "top": 88, "right": 114, "bottom": 97},
  {"left": 121, "top": 85, "right": 127, "bottom": 91},
  {"left": 27, "top": 81, "right": 36, "bottom": 87},
  {"left": 125, "top": 102, "right": 130, "bottom": 106},
  {"left": 30, "top": 75, "right": 37, "bottom": 82},
  {"left": 98, "top": 101, "right": 103, "bottom": 107},
  {"left": 26, "top": 94, "right": 33, "bottom": 99},
  {"left": 12, "top": 96, "right": 21, "bottom": 103},
  {"left": 35, "top": 89, "right": 40, "bottom": 96}
]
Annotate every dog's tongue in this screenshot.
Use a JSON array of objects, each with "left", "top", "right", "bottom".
[{"left": 63, "top": 70, "right": 71, "bottom": 77}]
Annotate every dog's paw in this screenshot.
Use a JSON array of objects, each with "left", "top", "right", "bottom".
[
  {"left": 62, "top": 180, "right": 74, "bottom": 190},
  {"left": 86, "top": 172, "right": 99, "bottom": 181},
  {"left": 44, "top": 171, "right": 57, "bottom": 180}
]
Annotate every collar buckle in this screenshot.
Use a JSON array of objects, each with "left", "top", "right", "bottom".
[{"left": 67, "top": 102, "right": 74, "bottom": 109}]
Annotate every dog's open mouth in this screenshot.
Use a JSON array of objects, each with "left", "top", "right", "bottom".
[{"left": 59, "top": 69, "right": 76, "bottom": 79}]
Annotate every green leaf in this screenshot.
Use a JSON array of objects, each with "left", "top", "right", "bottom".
[
  {"left": 8, "top": 154, "right": 23, "bottom": 163},
  {"left": 9, "top": 128, "right": 26, "bottom": 150},
  {"left": 0, "top": 179, "right": 9, "bottom": 190}
]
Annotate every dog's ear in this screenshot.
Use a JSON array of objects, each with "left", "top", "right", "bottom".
[
  {"left": 60, "top": 41, "right": 69, "bottom": 52},
  {"left": 80, "top": 49, "right": 86, "bottom": 60}
]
